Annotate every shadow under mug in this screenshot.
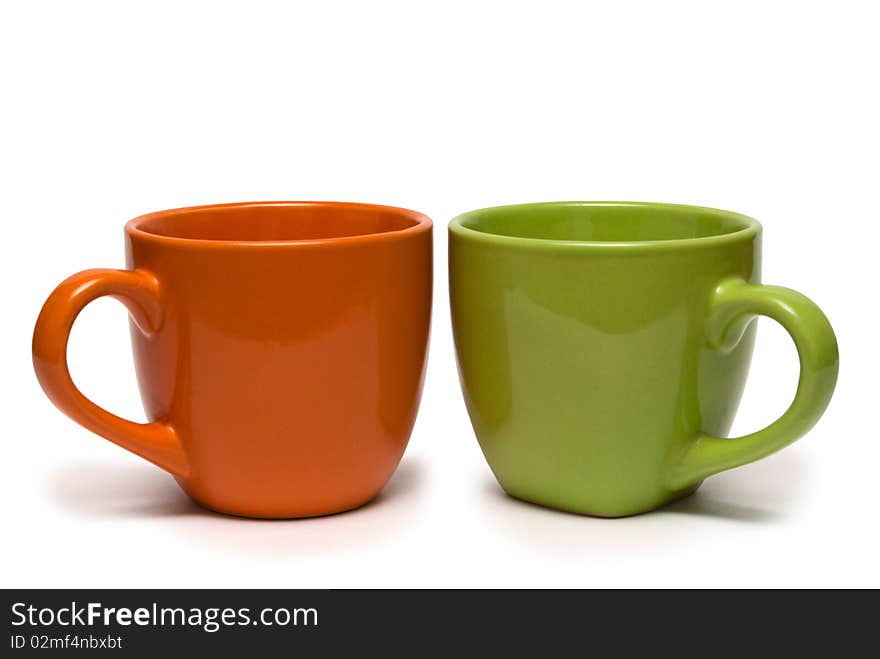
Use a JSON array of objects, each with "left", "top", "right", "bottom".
[
  {"left": 449, "top": 201, "right": 838, "bottom": 517},
  {"left": 34, "top": 201, "right": 433, "bottom": 518}
]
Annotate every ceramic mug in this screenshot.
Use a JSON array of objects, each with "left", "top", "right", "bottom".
[
  {"left": 450, "top": 201, "right": 838, "bottom": 517},
  {"left": 34, "top": 201, "right": 433, "bottom": 518}
]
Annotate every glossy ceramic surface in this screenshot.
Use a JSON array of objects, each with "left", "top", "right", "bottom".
[
  {"left": 449, "top": 202, "right": 838, "bottom": 517},
  {"left": 34, "top": 201, "right": 433, "bottom": 518}
]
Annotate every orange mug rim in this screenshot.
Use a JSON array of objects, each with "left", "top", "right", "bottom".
[{"left": 125, "top": 200, "right": 432, "bottom": 250}]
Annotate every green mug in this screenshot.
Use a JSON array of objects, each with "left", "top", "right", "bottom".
[{"left": 449, "top": 202, "right": 838, "bottom": 517}]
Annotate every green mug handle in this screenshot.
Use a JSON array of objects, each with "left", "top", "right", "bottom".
[{"left": 668, "top": 277, "right": 839, "bottom": 490}]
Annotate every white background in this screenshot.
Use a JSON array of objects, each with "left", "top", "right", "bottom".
[{"left": 1, "top": 1, "right": 877, "bottom": 588}]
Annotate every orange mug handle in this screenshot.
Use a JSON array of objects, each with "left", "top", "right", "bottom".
[{"left": 32, "top": 269, "right": 189, "bottom": 477}]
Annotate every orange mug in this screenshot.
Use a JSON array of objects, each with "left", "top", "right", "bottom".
[{"left": 33, "top": 202, "right": 433, "bottom": 518}]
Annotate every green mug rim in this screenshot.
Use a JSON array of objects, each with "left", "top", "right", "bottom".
[{"left": 449, "top": 201, "right": 761, "bottom": 252}]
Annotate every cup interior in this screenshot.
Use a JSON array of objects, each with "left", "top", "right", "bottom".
[
  {"left": 454, "top": 202, "right": 756, "bottom": 243},
  {"left": 130, "top": 202, "right": 427, "bottom": 243}
]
